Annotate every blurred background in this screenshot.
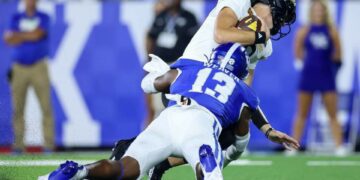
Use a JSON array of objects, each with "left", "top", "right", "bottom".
[{"left": 0, "top": 0, "right": 359, "bottom": 154}]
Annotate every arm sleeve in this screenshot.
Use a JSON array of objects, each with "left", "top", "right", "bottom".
[{"left": 251, "top": 106, "right": 270, "bottom": 130}]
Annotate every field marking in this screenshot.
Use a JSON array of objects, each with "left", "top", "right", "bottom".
[
  {"left": 0, "top": 160, "right": 94, "bottom": 166},
  {"left": 307, "top": 161, "right": 360, "bottom": 166},
  {"left": 229, "top": 159, "right": 273, "bottom": 166},
  {"left": 0, "top": 159, "right": 272, "bottom": 167}
]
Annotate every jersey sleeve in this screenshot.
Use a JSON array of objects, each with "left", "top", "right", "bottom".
[
  {"left": 241, "top": 83, "right": 260, "bottom": 110},
  {"left": 170, "top": 59, "right": 204, "bottom": 69},
  {"left": 216, "top": 0, "right": 251, "bottom": 20}
]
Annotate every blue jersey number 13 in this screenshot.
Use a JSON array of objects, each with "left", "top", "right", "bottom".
[{"left": 190, "top": 68, "right": 236, "bottom": 103}]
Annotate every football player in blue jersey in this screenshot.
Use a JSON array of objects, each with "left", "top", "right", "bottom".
[
  {"left": 110, "top": 0, "right": 297, "bottom": 177},
  {"left": 41, "top": 43, "right": 299, "bottom": 180}
]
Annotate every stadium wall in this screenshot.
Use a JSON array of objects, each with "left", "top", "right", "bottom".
[{"left": 0, "top": 0, "right": 359, "bottom": 150}]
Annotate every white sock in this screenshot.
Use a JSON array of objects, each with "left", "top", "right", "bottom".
[
  {"left": 73, "top": 166, "right": 88, "bottom": 180},
  {"left": 223, "top": 133, "right": 250, "bottom": 167},
  {"left": 234, "top": 133, "right": 250, "bottom": 152}
]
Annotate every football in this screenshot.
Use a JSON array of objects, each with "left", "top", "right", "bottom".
[{"left": 236, "top": 14, "right": 262, "bottom": 32}]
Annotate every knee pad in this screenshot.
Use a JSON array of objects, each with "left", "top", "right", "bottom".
[{"left": 199, "top": 145, "right": 217, "bottom": 173}]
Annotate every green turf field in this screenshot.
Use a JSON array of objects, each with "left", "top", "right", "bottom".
[{"left": 0, "top": 152, "right": 359, "bottom": 180}]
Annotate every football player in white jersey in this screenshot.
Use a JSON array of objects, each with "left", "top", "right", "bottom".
[{"left": 182, "top": 0, "right": 295, "bottom": 85}]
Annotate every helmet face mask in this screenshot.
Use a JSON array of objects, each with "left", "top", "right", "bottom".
[{"left": 252, "top": 0, "right": 296, "bottom": 40}]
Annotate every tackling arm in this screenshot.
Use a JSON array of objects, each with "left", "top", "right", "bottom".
[
  {"left": 141, "top": 57, "right": 178, "bottom": 94},
  {"left": 250, "top": 106, "right": 300, "bottom": 150},
  {"left": 153, "top": 69, "right": 178, "bottom": 93}
]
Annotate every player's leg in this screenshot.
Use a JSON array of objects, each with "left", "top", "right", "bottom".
[
  {"left": 174, "top": 108, "right": 223, "bottom": 180},
  {"left": 109, "top": 136, "right": 187, "bottom": 180},
  {"left": 292, "top": 91, "right": 313, "bottom": 143},
  {"left": 41, "top": 157, "right": 139, "bottom": 180},
  {"left": 322, "top": 91, "right": 344, "bottom": 148},
  {"left": 109, "top": 137, "right": 136, "bottom": 160},
  {"left": 118, "top": 107, "right": 174, "bottom": 179},
  {"left": 43, "top": 108, "right": 174, "bottom": 180},
  {"left": 84, "top": 156, "right": 140, "bottom": 179},
  {"left": 182, "top": 128, "right": 223, "bottom": 180},
  {"left": 148, "top": 157, "right": 186, "bottom": 180},
  {"left": 222, "top": 107, "right": 252, "bottom": 167}
]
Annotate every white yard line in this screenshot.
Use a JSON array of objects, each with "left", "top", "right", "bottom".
[
  {"left": 0, "top": 159, "right": 273, "bottom": 167},
  {"left": 307, "top": 161, "right": 360, "bottom": 166},
  {"left": 0, "top": 160, "right": 94, "bottom": 166},
  {"left": 229, "top": 159, "right": 273, "bottom": 166}
]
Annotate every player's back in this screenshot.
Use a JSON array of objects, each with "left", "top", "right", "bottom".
[{"left": 169, "top": 59, "right": 259, "bottom": 128}]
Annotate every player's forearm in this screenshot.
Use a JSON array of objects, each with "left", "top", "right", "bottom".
[
  {"left": 251, "top": 107, "right": 272, "bottom": 134},
  {"left": 214, "top": 27, "right": 256, "bottom": 45},
  {"left": 259, "top": 124, "right": 272, "bottom": 134}
]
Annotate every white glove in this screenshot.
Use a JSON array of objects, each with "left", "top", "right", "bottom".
[
  {"left": 248, "top": 40, "right": 273, "bottom": 70},
  {"left": 143, "top": 54, "right": 170, "bottom": 74}
]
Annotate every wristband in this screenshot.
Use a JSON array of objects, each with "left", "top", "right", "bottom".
[
  {"left": 254, "top": 31, "right": 266, "bottom": 45},
  {"left": 265, "top": 128, "right": 273, "bottom": 138}
]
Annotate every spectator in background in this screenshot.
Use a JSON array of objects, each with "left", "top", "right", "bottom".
[
  {"left": 144, "top": 0, "right": 198, "bottom": 125},
  {"left": 292, "top": 0, "right": 345, "bottom": 155},
  {"left": 3, "top": 0, "right": 54, "bottom": 152},
  {"left": 154, "top": 0, "right": 167, "bottom": 15}
]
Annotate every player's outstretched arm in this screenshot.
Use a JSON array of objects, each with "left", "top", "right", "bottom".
[
  {"left": 153, "top": 69, "right": 178, "bottom": 93},
  {"left": 260, "top": 124, "right": 300, "bottom": 150},
  {"left": 251, "top": 107, "right": 300, "bottom": 150},
  {"left": 141, "top": 68, "right": 178, "bottom": 94},
  {"left": 141, "top": 54, "right": 177, "bottom": 94}
]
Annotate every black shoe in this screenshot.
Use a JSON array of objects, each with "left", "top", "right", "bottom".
[
  {"left": 149, "top": 166, "right": 165, "bottom": 180},
  {"left": 149, "top": 160, "right": 171, "bottom": 180},
  {"left": 109, "top": 137, "right": 136, "bottom": 160}
]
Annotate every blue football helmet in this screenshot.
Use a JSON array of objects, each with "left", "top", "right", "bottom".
[{"left": 209, "top": 43, "right": 250, "bottom": 80}]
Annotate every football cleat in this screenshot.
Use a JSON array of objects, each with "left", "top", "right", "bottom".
[
  {"left": 47, "top": 161, "right": 80, "bottom": 180},
  {"left": 109, "top": 137, "right": 136, "bottom": 160},
  {"left": 199, "top": 145, "right": 223, "bottom": 180},
  {"left": 148, "top": 160, "right": 171, "bottom": 180}
]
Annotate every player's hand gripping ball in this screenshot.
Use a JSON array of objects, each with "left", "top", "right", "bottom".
[{"left": 236, "top": 9, "right": 262, "bottom": 32}]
